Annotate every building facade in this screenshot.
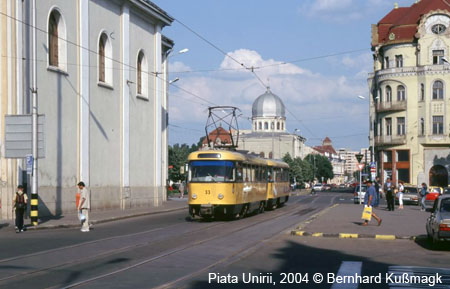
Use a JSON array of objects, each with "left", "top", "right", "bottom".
[
  {"left": 0, "top": 0, "right": 173, "bottom": 220},
  {"left": 237, "top": 88, "right": 307, "bottom": 160},
  {"left": 312, "top": 137, "right": 345, "bottom": 184},
  {"left": 369, "top": 0, "right": 450, "bottom": 187}
]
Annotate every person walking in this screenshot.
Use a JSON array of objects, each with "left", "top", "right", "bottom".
[
  {"left": 384, "top": 178, "right": 395, "bottom": 211},
  {"left": 398, "top": 181, "right": 405, "bottom": 209},
  {"left": 77, "top": 182, "right": 90, "bottom": 232},
  {"left": 13, "top": 185, "right": 28, "bottom": 233},
  {"left": 374, "top": 177, "right": 381, "bottom": 207},
  {"left": 179, "top": 181, "right": 185, "bottom": 199},
  {"left": 420, "top": 182, "right": 428, "bottom": 211},
  {"left": 362, "top": 180, "right": 382, "bottom": 226}
]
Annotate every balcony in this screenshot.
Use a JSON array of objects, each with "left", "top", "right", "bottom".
[
  {"left": 375, "top": 135, "right": 407, "bottom": 146},
  {"left": 375, "top": 100, "right": 407, "bottom": 112},
  {"left": 368, "top": 65, "right": 450, "bottom": 79}
]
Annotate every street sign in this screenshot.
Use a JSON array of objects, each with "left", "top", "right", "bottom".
[
  {"left": 358, "top": 163, "right": 365, "bottom": 170},
  {"left": 26, "top": 154, "right": 33, "bottom": 175},
  {"left": 370, "top": 162, "right": 376, "bottom": 168},
  {"left": 4, "top": 115, "right": 45, "bottom": 158},
  {"left": 355, "top": 153, "right": 364, "bottom": 163}
]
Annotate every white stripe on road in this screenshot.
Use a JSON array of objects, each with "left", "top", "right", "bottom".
[{"left": 331, "top": 261, "right": 362, "bottom": 289}]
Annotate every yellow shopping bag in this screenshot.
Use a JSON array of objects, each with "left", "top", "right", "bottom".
[{"left": 361, "top": 206, "right": 372, "bottom": 221}]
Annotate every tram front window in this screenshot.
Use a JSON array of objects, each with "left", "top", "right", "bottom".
[{"left": 189, "top": 161, "right": 235, "bottom": 183}]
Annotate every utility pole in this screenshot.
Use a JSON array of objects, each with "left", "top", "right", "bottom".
[{"left": 30, "top": 0, "right": 39, "bottom": 226}]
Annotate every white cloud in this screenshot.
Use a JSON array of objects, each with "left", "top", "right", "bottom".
[{"left": 309, "top": 0, "right": 353, "bottom": 12}]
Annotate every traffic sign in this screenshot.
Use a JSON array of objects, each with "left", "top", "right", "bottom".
[
  {"left": 26, "top": 154, "right": 33, "bottom": 175},
  {"left": 370, "top": 162, "right": 376, "bottom": 168},
  {"left": 355, "top": 153, "right": 364, "bottom": 163},
  {"left": 358, "top": 163, "right": 365, "bottom": 170}
]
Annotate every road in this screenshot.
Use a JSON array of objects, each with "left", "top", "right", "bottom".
[{"left": 0, "top": 190, "right": 449, "bottom": 289}]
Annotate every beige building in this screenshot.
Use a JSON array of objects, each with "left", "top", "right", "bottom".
[
  {"left": 312, "top": 137, "right": 345, "bottom": 184},
  {"left": 369, "top": 0, "right": 450, "bottom": 187}
]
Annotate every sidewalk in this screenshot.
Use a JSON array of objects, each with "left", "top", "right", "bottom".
[
  {"left": 1, "top": 196, "right": 188, "bottom": 231},
  {"left": 292, "top": 203, "right": 430, "bottom": 240}
]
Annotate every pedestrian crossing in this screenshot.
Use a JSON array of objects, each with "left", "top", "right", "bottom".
[{"left": 330, "top": 262, "right": 450, "bottom": 289}]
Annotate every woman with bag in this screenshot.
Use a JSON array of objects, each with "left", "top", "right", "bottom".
[{"left": 13, "top": 185, "right": 28, "bottom": 233}]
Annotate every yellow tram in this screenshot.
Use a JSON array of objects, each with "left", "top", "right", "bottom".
[{"left": 187, "top": 150, "right": 290, "bottom": 219}]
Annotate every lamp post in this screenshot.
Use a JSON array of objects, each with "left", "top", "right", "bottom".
[
  {"left": 355, "top": 153, "right": 364, "bottom": 204},
  {"left": 356, "top": 95, "right": 377, "bottom": 180}
]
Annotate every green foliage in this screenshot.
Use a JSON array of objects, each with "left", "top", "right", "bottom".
[
  {"left": 282, "top": 153, "right": 314, "bottom": 185},
  {"left": 168, "top": 140, "right": 202, "bottom": 183},
  {"left": 304, "top": 154, "right": 334, "bottom": 183}
]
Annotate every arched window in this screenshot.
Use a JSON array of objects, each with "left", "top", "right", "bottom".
[
  {"left": 397, "top": 85, "right": 406, "bottom": 101},
  {"left": 264, "top": 122, "right": 268, "bottom": 130},
  {"left": 98, "top": 32, "right": 112, "bottom": 84},
  {"left": 277, "top": 122, "right": 280, "bottom": 130},
  {"left": 386, "top": 86, "right": 392, "bottom": 102},
  {"left": 433, "top": 80, "right": 444, "bottom": 99},
  {"left": 48, "top": 9, "right": 66, "bottom": 69},
  {"left": 259, "top": 122, "right": 262, "bottom": 130},
  {"left": 137, "top": 50, "right": 148, "bottom": 96}
]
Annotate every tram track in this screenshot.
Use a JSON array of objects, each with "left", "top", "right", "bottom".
[
  {"left": 0, "top": 194, "right": 334, "bottom": 289},
  {"left": 52, "top": 195, "right": 336, "bottom": 289}
]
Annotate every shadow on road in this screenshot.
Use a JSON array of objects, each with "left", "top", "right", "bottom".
[{"left": 414, "top": 235, "right": 450, "bottom": 252}]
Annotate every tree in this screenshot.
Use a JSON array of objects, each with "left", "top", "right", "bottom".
[
  {"left": 168, "top": 137, "right": 205, "bottom": 183},
  {"left": 305, "top": 154, "right": 334, "bottom": 183},
  {"left": 282, "top": 153, "right": 314, "bottom": 186}
]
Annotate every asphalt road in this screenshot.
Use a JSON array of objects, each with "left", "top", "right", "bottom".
[{"left": 1, "top": 190, "right": 449, "bottom": 289}]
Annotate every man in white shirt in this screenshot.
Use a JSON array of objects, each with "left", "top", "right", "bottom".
[{"left": 77, "top": 182, "right": 90, "bottom": 232}]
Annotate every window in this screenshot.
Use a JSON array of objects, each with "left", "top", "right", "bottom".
[
  {"left": 397, "top": 85, "right": 406, "bottom": 101},
  {"left": 98, "top": 32, "right": 112, "bottom": 84},
  {"left": 137, "top": 50, "right": 148, "bottom": 96},
  {"left": 259, "top": 122, "right": 262, "bottom": 130},
  {"left": 379, "top": 118, "right": 383, "bottom": 136},
  {"left": 395, "top": 55, "right": 403, "bottom": 67},
  {"left": 432, "top": 80, "right": 444, "bottom": 99},
  {"left": 264, "top": 122, "right": 268, "bottom": 130},
  {"left": 397, "top": 117, "right": 405, "bottom": 135},
  {"left": 420, "top": 118, "right": 425, "bottom": 135},
  {"left": 420, "top": 84, "right": 425, "bottom": 101},
  {"left": 432, "top": 116, "right": 444, "bottom": 135},
  {"left": 433, "top": 50, "right": 444, "bottom": 65},
  {"left": 386, "top": 86, "right": 392, "bottom": 102},
  {"left": 374, "top": 120, "right": 378, "bottom": 136},
  {"left": 397, "top": 150, "right": 409, "bottom": 162},
  {"left": 48, "top": 9, "right": 66, "bottom": 69},
  {"left": 277, "top": 122, "right": 280, "bottom": 130},
  {"left": 397, "top": 168, "right": 410, "bottom": 183},
  {"left": 254, "top": 123, "right": 257, "bottom": 131},
  {"left": 384, "top": 57, "right": 390, "bottom": 69},
  {"left": 386, "top": 118, "right": 392, "bottom": 136}
]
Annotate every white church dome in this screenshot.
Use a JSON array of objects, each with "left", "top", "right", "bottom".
[{"left": 252, "top": 88, "right": 286, "bottom": 118}]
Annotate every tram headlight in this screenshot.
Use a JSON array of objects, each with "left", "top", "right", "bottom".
[
  {"left": 192, "top": 193, "right": 197, "bottom": 200},
  {"left": 218, "top": 193, "right": 224, "bottom": 200}
]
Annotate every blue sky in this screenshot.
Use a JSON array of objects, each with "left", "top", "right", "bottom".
[{"left": 152, "top": 0, "right": 416, "bottom": 150}]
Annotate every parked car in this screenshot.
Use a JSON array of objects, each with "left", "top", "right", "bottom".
[
  {"left": 312, "top": 183, "right": 323, "bottom": 192},
  {"left": 353, "top": 185, "right": 368, "bottom": 204},
  {"left": 323, "top": 184, "right": 332, "bottom": 191},
  {"left": 425, "top": 187, "right": 443, "bottom": 209},
  {"left": 426, "top": 195, "right": 450, "bottom": 244},
  {"left": 395, "top": 185, "right": 420, "bottom": 205}
]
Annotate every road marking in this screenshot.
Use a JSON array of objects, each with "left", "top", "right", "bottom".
[
  {"left": 375, "top": 235, "right": 396, "bottom": 240},
  {"left": 339, "top": 233, "right": 358, "bottom": 239},
  {"left": 331, "top": 261, "right": 362, "bottom": 289}
]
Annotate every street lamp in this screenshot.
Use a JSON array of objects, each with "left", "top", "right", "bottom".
[
  {"left": 356, "top": 95, "right": 376, "bottom": 180},
  {"left": 169, "top": 77, "right": 179, "bottom": 84},
  {"left": 169, "top": 48, "right": 189, "bottom": 58}
]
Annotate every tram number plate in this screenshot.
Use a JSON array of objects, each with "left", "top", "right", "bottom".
[{"left": 205, "top": 190, "right": 211, "bottom": 195}]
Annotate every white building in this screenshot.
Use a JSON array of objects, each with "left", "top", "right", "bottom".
[
  {"left": 0, "top": 0, "right": 173, "bottom": 220},
  {"left": 237, "top": 88, "right": 307, "bottom": 160}
]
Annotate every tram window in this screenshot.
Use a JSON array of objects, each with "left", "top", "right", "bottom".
[
  {"left": 236, "top": 163, "right": 243, "bottom": 182},
  {"left": 267, "top": 168, "right": 274, "bottom": 182},
  {"left": 189, "top": 160, "right": 234, "bottom": 183},
  {"left": 251, "top": 166, "right": 256, "bottom": 183}
]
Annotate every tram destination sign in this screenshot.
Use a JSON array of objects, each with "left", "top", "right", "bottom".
[{"left": 4, "top": 115, "right": 45, "bottom": 158}]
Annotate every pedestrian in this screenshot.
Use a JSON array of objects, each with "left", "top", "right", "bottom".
[
  {"left": 398, "top": 181, "right": 405, "bottom": 209},
  {"left": 362, "top": 180, "right": 382, "bottom": 226},
  {"left": 384, "top": 178, "right": 395, "bottom": 211},
  {"left": 13, "top": 185, "right": 28, "bottom": 233},
  {"left": 374, "top": 177, "right": 381, "bottom": 207},
  {"left": 420, "top": 182, "right": 428, "bottom": 211},
  {"left": 77, "top": 181, "right": 90, "bottom": 232},
  {"left": 179, "top": 181, "right": 185, "bottom": 199}
]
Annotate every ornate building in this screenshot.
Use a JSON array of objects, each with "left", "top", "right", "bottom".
[
  {"left": 369, "top": 0, "right": 450, "bottom": 187},
  {"left": 237, "top": 88, "right": 307, "bottom": 160},
  {"left": 312, "top": 138, "right": 345, "bottom": 184}
]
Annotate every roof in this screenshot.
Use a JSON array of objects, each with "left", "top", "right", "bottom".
[
  {"left": 252, "top": 89, "right": 286, "bottom": 118},
  {"left": 314, "top": 137, "right": 337, "bottom": 155},
  {"left": 372, "top": 0, "right": 450, "bottom": 47},
  {"left": 203, "top": 127, "right": 233, "bottom": 146}
]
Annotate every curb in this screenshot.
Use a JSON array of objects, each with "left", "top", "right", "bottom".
[
  {"left": 291, "top": 230, "right": 421, "bottom": 241},
  {"left": 22, "top": 205, "right": 188, "bottom": 231}
]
